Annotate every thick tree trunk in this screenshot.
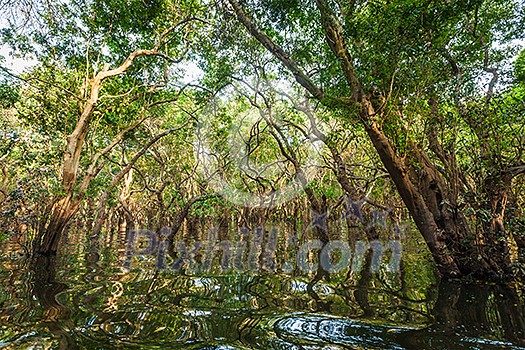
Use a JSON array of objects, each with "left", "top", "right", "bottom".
[
  {"left": 35, "top": 108, "right": 92, "bottom": 254},
  {"left": 34, "top": 194, "right": 81, "bottom": 255},
  {"left": 362, "top": 121, "right": 461, "bottom": 277}
]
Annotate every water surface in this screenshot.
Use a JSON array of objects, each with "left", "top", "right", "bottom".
[{"left": 0, "top": 225, "right": 524, "bottom": 349}]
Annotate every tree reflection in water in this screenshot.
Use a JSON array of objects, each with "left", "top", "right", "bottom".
[
  {"left": 0, "top": 234, "right": 524, "bottom": 349},
  {"left": 32, "top": 256, "right": 77, "bottom": 349}
]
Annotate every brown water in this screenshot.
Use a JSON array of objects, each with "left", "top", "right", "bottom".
[{"left": 0, "top": 224, "right": 524, "bottom": 349}]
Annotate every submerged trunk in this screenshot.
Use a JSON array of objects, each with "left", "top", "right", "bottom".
[
  {"left": 34, "top": 194, "right": 81, "bottom": 255},
  {"left": 34, "top": 121, "right": 90, "bottom": 255}
]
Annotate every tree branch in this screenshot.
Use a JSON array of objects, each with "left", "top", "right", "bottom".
[{"left": 226, "top": 0, "right": 326, "bottom": 101}]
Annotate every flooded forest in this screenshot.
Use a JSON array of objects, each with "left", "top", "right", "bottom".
[{"left": 1, "top": 0, "right": 525, "bottom": 348}]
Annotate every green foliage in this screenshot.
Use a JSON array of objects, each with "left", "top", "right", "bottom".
[
  {"left": 0, "top": 82, "right": 19, "bottom": 109},
  {"left": 515, "top": 49, "right": 525, "bottom": 84}
]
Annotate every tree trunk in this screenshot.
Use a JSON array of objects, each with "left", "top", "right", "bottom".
[
  {"left": 362, "top": 121, "right": 461, "bottom": 277},
  {"left": 34, "top": 48, "right": 166, "bottom": 256},
  {"left": 34, "top": 70, "right": 101, "bottom": 255},
  {"left": 34, "top": 194, "right": 80, "bottom": 255}
]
